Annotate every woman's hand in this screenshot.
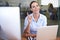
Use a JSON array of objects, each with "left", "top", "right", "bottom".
[
  {"left": 23, "top": 33, "right": 36, "bottom": 38},
  {"left": 23, "top": 33, "right": 31, "bottom": 38},
  {"left": 27, "top": 12, "right": 32, "bottom": 24},
  {"left": 31, "top": 34, "right": 36, "bottom": 38}
]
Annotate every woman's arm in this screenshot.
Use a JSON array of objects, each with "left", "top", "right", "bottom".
[
  {"left": 23, "top": 13, "right": 32, "bottom": 37},
  {"left": 24, "top": 12, "right": 32, "bottom": 33},
  {"left": 24, "top": 22, "right": 30, "bottom": 34}
]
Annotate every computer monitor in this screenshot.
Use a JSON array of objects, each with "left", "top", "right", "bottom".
[{"left": 0, "top": 7, "right": 21, "bottom": 40}]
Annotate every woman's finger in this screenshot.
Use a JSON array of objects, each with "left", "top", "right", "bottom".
[{"left": 27, "top": 12, "right": 29, "bottom": 16}]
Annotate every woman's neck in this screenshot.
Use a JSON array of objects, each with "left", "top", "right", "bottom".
[{"left": 33, "top": 13, "right": 40, "bottom": 22}]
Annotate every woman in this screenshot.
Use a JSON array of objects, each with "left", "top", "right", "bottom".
[{"left": 23, "top": 1, "right": 47, "bottom": 40}]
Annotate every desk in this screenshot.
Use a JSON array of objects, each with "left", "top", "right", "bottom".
[{"left": 22, "top": 35, "right": 60, "bottom": 40}]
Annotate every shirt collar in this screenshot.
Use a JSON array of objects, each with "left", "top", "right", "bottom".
[{"left": 32, "top": 13, "right": 41, "bottom": 22}]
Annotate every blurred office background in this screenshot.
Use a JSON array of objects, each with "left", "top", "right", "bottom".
[
  {"left": 0, "top": 0, "right": 20, "bottom": 6},
  {"left": 0, "top": 0, "right": 60, "bottom": 39}
]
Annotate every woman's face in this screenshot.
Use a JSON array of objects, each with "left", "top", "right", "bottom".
[{"left": 31, "top": 2, "right": 40, "bottom": 14}]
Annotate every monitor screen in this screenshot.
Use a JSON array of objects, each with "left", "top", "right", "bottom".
[{"left": 0, "top": 7, "right": 21, "bottom": 40}]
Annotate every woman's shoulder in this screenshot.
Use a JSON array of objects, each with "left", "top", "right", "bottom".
[{"left": 40, "top": 14, "right": 47, "bottom": 19}]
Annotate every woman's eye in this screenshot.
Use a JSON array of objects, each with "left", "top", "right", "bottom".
[
  {"left": 36, "top": 5, "right": 38, "bottom": 7},
  {"left": 32, "top": 5, "right": 39, "bottom": 8},
  {"left": 32, "top": 6, "right": 35, "bottom": 8}
]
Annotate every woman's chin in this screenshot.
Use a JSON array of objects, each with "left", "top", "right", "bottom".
[{"left": 34, "top": 12, "right": 39, "bottom": 14}]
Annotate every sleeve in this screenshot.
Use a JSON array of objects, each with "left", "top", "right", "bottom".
[
  {"left": 23, "top": 17, "right": 28, "bottom": 31},
  {"left": 43, "top": 16, "right": 47, "bottom": 26}
]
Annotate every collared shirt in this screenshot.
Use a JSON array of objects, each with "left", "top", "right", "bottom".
[{"left": 24, "top": 13, "right": 47, "bottom": 34}]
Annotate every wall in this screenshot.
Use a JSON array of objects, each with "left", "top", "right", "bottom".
[{"left": 5, "top": 0, "right": 20, "bottom": 6}]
